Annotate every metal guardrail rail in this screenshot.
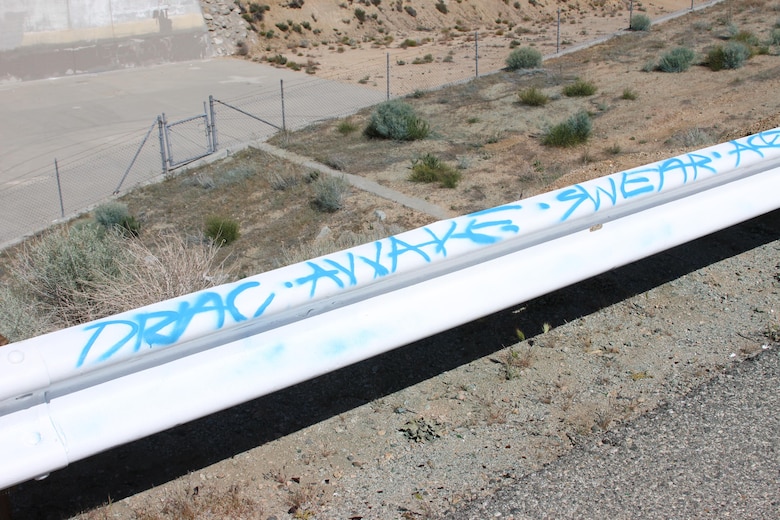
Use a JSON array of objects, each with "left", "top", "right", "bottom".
[{"left": 1, "top": 128, "right": 779, "bottom": 489}]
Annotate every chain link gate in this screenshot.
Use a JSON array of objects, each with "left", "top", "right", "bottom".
[{"left": 160, "top": 103, "right": 216, "bottom": 174}]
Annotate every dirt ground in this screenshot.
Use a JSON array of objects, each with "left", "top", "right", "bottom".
[{"left": 6, "top": 0, "right": 780, "bottom": 518}]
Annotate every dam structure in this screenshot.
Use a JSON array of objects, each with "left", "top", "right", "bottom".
[{"left": 0, "top": 0, "right": 211, "bottom": 81}]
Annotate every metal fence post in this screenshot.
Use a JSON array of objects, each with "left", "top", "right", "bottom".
[
  {"left": 161, "top": 112, "right": 174, "bottom": 171},
  {"left": 475, "top": 31, "right": 479, "bottom": 77},
  {"left": 157, "top": 115, "right": 169, "bottom": 177},
  {"left": 54, "top": 159, "right": 65, "bottom": 218},
  {"left": 629, "top": 0, "right": 634, "bottom": 30},
  {"left": 209, "top": 95, "right": 218, "bottom": 152},
  {"left": 280, "top": 79, "right": 286, "bottom": 133},
  {"left": 557, "top": 9, "right": 561, "bottom": 54},
  {"left": 386, "top": 53, "right": 390, "bottom": 100}
]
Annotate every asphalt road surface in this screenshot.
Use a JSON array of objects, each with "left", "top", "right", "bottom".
[{"left": 451, "top": 344, "right": 780, "bottom": 519}]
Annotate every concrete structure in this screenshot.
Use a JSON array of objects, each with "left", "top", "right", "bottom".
[{"left": 0, "top": 0, "right": 211, "bottom": 81}]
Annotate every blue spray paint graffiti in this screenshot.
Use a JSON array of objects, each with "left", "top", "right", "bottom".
[
  {"left": 76, "top": 281, "right": 274, "bottom": 367},
  {"left": 76, "top": 129, "right": 780, "bottom": 367}
]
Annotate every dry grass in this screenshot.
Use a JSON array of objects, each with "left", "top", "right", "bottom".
[
  {"left": 0, "top": 229, "right": 231, "bottom": 341},
  {"left": 83, "top": 233, "right": 232, "bottom": 317},
  {"left": 73, "top": 483, "right": 262, "bottom": 520}
]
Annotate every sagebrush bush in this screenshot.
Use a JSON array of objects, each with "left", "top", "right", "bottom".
[
  {"left": 706, "top": 42, "right": 751, "bottom": 70},
  {"left": 630, "top": 14, "right": 652, "bottom": 31},
  {"left": 505, "top": 46, "right": 542, "bottom": 70},
  {"left": 205, "top": 216, "right": 240, "bottom": 245},
  {"left": 95, "top": 201, "right": 125, "bottom": 221},
  {"left": 771, "top": 28, "right": 780, "bottom": 46},
  {"left": 562, "top": 78, "right": 597, "bottom": 97},
  {"left": 217, "top": 166, "right": 255, "bottom": 186},
  {"left": 314, "top": 174, "right": 350, "bottom": 212},
  {"left": 409, "top": 153, "right": 461, "bottom": 188},
  {"left": 517, "top": 87, "right": 549, "bottom": 106},
  {"left": 364, "top": 100, "right": 430, "bottom": 141},
  {"left": 8, "top": 224, "right": 127, "bottom": 327},
  {"left": 542, "top": 111, "right": 592, "bottom": 147},
  {"left": 93, "top": 202, "right": 140, "bottom": 236},
  {"left": 669, "top": 127, "right": 713, "bottom": 148},
  {"left": 658, "top": 46, "right": 695, "bottom": 72}
]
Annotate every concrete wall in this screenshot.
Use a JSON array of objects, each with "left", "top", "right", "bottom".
[{"left": 0, "top": 0, "right": 211, "bottom": 81}]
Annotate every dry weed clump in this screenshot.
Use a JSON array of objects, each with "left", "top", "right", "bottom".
[
  {"left": 106, "top": 483, "right": 260, "bottom": 520},
  {"left": 0, "top": 228, "right": 232, "bottom": 341}
]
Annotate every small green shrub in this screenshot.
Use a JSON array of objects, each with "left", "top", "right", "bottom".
[
  {"left": 706, "top": 41, "right": 751, "bottom": 70},
  {"left": 314, "top": 175, "right": 350, "bottom": 212},
  {"left": 364, "top": 100, "right": 429, "bottom": 141},
  {"left": 630, "top": 14, "right": 651, "bottom": 31},
  {"left": 435, "top": 1, "right": 448, "bottom": 14},
  {"left": 517, "top": 87, "right": 549, "bottom": 106},
  {"left": 542, "top": 111, "right": 592, "bottom": 147},
  {"left": 412, "top": 54, "right": 434, "bottom": 64},
  {"left": 621, "top": 87, "right": 638, "bottom": 100},
  {"left": 731, "top": 30, "right": 760, "bottom": 47},
  {"left": 205, "top": 216, "right": 240, "bottom": 245},
  {"left": 771, "top": 28, "right": 780, "bottom": 46},
  {"left": 94, "top": 202, "right": 129, "bottom": 229},
  {"left": 562, "top": 78, "right": 597, "bottom": 97},
  {"left": 355, "top": 8, "right": 366, "bottom": 22},
  {"left": 505, "top": 46, "right": 542, "bottom": 70},
  {"left": 409, "top": 154, "right": 461, "bottom": 188},
  {"left": 93, "top": 202, "right": 140, "bottom": 237},
  {"left": 657, "top": 46, "right": 695, "bottom": 72},
  {"left": 337, "top": 120, "right": 359, "bottom": 135},
  {"left": 669, "top": 127, "right": 713, "bottom": 148}
]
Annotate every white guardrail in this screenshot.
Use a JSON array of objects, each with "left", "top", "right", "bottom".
[{"left": 1, "top": 128, "right": 779, "bottom": 489}]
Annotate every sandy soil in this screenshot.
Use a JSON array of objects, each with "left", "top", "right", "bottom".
[{"left": 7, "top": 0, "right": 780, "bottom": 519}]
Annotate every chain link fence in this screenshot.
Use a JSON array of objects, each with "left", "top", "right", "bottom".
[{"left": 0, "top": 39, "right": 487, "bottom": 249}]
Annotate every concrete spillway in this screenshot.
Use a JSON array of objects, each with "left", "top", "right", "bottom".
[{"left": 0, "top": 0, "right": 211, "bottom": 81}]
